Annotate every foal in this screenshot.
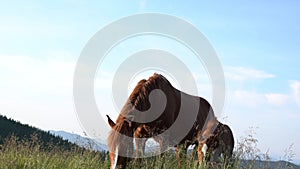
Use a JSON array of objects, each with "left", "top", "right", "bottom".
[{"left": 198, "top": 122, "right": 234, "bottom": 164}]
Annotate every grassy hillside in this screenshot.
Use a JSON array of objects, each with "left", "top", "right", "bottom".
[
  {"left": 0, "top": 114, "right": 76, "bottom": 151},
  {"left": 0, "top": 135, "right": 109, "bottom": 169},
  {"left": 0, "top": 114, "right": 108, "bottom": 168}
]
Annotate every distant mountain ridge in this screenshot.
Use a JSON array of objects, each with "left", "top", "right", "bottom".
[
  {"left": 239, "top": 159, "right": 300, "bottom": 169},
  {"left": 49, "top": 130, "right": 108, "bottom": 151},
  {"left": 0, "top": 114, "right": 77, "bottom": 150}
]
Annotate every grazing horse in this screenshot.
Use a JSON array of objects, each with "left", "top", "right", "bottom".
[
  {"left": 198, "top": 122, "right": 234, "bottom": 164},
  {"left": 106, "top": 73, "right": 218, "bottom": 169}
]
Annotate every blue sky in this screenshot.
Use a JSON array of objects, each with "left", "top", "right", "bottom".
[{"left": 0, "top": 0, "right": 300, "bottom": 163}]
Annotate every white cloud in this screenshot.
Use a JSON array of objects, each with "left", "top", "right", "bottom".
[
  {"left": 225, "top": 66, "right": 275, "bottom": 81},
  {"left": 226, "top": 84, "right": 300, "bottom": 162},
  {"left": 0, "top": 54, "right": 83, "bottom": 134},
  {"left": 231, "top": 90, "right": 290, "bottom": 108},
  {"left": 0, "top": 54, "right": 74, "bottom": 93},
  {"left": 265, "top": 93, "right": 289, "bottom": 106},
  {"left": 290, "top": 80, "right": 300, "bottom": 106},
  {"left": 233, "top": 90, "right": 266, "bottom": 107}
]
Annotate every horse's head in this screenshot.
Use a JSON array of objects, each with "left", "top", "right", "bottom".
[{"left": 107, "top": 115, "right": 134, "bottom": 169}]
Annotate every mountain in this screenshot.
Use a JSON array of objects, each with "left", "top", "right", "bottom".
[
  {"left": 239, "top": 159, "right": 300, "bottom": 169},
  {"left": 0, "top": 114, "right": 77, "bottom": 151},
  {"left": 49, "top": 130, "right": 108, "bottom": 151}
]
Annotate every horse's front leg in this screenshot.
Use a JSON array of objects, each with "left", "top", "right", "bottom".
[
  {"left": 134, "top": 129, "right": 147, "bottom": 158},
  {"left": 135, "top": 138, "right": 146, "bottom": 157},
  {"left": 134, "top": 125, "right": 150, "bottom": 165},
  {"left": 197, "top": 142, "right": 208, "bottom": 165}
]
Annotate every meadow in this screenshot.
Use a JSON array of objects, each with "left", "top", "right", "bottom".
[{"left": 0, "top": 131, "right": 297, "bottom": 169}]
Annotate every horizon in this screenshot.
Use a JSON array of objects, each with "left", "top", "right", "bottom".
[{"left": 0, "top": 0, "right": 299, "bottom": 164}]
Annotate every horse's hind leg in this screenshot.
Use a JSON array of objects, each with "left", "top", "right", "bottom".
[
  {"left": 223, "top": 144, "right": 234, "bottom": 162},
  {"left": 210, "top": 146, "right": 222, "bottom": 162}
]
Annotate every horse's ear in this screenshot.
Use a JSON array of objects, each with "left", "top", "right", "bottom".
[
  {"left": 106, "top": 115, "right": 115, "bottom": 128},
  {"left": 125, "top": 115, "right": 135, "bottom": 128},
  {"left": 123, "top": 118, "right": 133, "bottom": 129},
  {"left": 128, "top": 116, "right": 135, "bottom": 127},
  {"left": 129, "top": 121, "right": 136, "bottom": 129}
]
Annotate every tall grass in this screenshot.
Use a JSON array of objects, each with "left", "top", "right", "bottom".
[
  {"left": 0, "top": 131, "right": 297, "bottom": 169},
  {"left": 0, "top": 134, "right": 109, "bottom": 169}
]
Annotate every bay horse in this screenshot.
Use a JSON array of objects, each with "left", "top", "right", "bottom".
[
  {"left": 106, "top": 73, "right": 218, "bottom": 169},
  {"left": 198, "top": 122, "right": 234, "bottom": 164}
]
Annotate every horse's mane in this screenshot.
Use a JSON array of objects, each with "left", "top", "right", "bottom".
[
  {"left": 107, "top": 121, "right": 128, "bottom": 152},
  {"left": 107, "top": 73, "right": 173, "bottom": 151}
]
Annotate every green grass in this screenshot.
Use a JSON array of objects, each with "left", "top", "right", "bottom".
[
  {"left": 0, "top": 132, "right": 297, "bottom": 169},
  {"left": 0, "top": 135, "right": 110, "bottom": 169}
]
